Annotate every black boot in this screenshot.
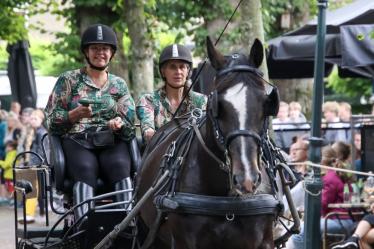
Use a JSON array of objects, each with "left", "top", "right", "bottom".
[
  {"left": 114, "top": 177, "right": 133, "bottom": 211},
  {"left": 73, "top": 181, "right": 94, "bottom": 226}
]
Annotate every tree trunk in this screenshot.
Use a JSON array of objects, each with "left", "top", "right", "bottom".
[
  {"left": 110, "top": 30, "right": 130, "bottom": 84},
  {"left": 124, "top": 0, "right": 154, "bottom": 101},
  {"left": 238, "top": 0, "right": 268, "bottom": 80}
]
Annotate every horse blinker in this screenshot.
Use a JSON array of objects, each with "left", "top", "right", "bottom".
[{"left": 264, "top": 86, "right": 280, "bottom": 117}]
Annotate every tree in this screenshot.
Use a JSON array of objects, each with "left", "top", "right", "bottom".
[
  {"left": 49, "top": 0, "right": 130, "bottom": 81},
  {"left": 123, "top": 0, "right": 154, "bottom": 99},
  {"left": 238, "top": 0, "right": 268, "bottom": 78},
  {"left": 0, "top": 0, "right": 41, "bottom": 43}
]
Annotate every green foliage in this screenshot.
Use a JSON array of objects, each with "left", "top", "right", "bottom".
[
  {"left": 154, "top": 0, "right": 233, "bottom": 55},
  {"left": 327, "top": 68, "right": 372, "bottom": 98},
  {"left": 28, "top": 39, "right": 69, "bottom": 76},
  {"left": 0, "top": 44, "right": 8, "bottom": 70},
  {"left": 0, "top": 0, "right": 42, "bottom": 43}
]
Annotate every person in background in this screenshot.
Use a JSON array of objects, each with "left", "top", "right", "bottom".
[
  {"left": 289, "top": 101, "right": 307, "bottom": 124},
  {"left": 281, "top": 136, "right": 309, "bottom": 223},
  {"left": 272, "top": 101, "right": 291, "bottom": 130},
  {"left": 10, "top": 101, "right": 21, "bottom": 118},
  {"left": 136, "top": 43, "right": 207, "bottom": 143},
  {"left": 287, "top": 145, "right": 354, "bottom": 249},
  {"left": 353, "top": 131, "right": 362, "bottom": 175},
  {"left": 0, "top": 109, "right": 7, "bottom": 160},
  {"left": 20, "top": 109, "right": 50, "bottom": 222},
  {"left": 4, "top": 112, "right": 22, "bottom": 145},
  {"left": 0, "top": 141, "right": 17, "bottom": 205},
  {"left": 17, "top": 107, "right": 35, "bottom": 156},
  {"left": 322, "top": 101, "right": 346, "bottom": 144},
  {"left": 273, "top": 101, "right": 298, "bottom": 152},
  {"left": 332, "top": 203, "right": 374, "bottom": 249},
  {"left": 338, "top": 102, "right": 352, "bottom": 142},
  {"left": 288, "top": 136, "right": 309, "bottom": 180},
  {"left": 45, "top": 24, "right": 136, "bottom": 223}
]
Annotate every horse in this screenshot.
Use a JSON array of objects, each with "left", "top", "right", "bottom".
[{"left": 136, "top": 37, "right": 282, "bottom": 249}]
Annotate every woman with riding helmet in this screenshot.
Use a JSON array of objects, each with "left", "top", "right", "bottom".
[
  {"left": 136, "top": 44, "right": 207, "bottom": 143},
  {"left": 45, "top": 24, "right": 135, "bottom": 221}
]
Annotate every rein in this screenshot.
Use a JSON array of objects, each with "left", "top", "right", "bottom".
[
  {"left": 172, "top": 0, "right": 245, "bottom": 119},
  {"left": 153, "top": 109, "right": 283, "bottom": 219}
]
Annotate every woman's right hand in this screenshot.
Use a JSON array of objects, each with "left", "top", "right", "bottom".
[
  {"left": 144, "top": 129, "right": 155, "bottom": 143},
  {"left": 68, "top": 105, "right": 92, "bottom": 123}
]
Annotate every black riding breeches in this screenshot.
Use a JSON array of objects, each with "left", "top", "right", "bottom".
[{"left": 62, "top": 137, "right": 131, "bottom": 188}]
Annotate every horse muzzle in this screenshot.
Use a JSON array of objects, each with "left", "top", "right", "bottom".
[{"left": 233, "top": 171, "right": 261, "bottom": 194}]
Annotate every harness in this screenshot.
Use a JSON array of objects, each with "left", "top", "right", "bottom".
[{"left": 141, "top": 59, "right": 296, "bottom": 249}]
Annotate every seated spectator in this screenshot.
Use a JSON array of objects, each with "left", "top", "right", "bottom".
[
  {"left": 289, "top": 136, "right": 309, "bottom": 180},
  {"left": 273, "top": 101, "right": 295, "bottom": 151},
  {"left": 338, "top": 102, "right": 352, "bottom": 142},
  {"left": 287, "top": 145, "right": 354, "bottom": 249},
  {"left": 289, "top": 101, "right": 307, "bottom": 124},
  {"left": 353, "top": 131, "right": 362, "bottom": 176},
  {"left": 272, "top": 101, "right": 292, "bottom": 130},
  {"left": 322, "top": 101, "right": 347, "bottom": 144},
  {"left": 331, "top": 204, "right": 374, "bottom": 249},
  {"left": 282, "top": 136, "right": 309, "bottom": 220}
]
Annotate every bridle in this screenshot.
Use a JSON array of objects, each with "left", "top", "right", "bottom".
[{"left": 207, "top": 55, "right": 266, "bottom": 154}]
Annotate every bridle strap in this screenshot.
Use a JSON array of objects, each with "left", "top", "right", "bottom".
[
  {"left": 216, "top": 65, "right": 264, "bottom": 78},
  {"left": 192, "top": 119, "right": 230, "bottom": 173},
  {"left": 225, "top": 130, "right": 261, "bottom": 148}
]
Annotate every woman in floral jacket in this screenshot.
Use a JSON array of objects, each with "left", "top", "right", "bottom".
[
  {"left": 45, "top": 24, "right": 135, "bottom": 221},
  {"left": 136, "top": 44, "right": 207, "bottom": 143}
]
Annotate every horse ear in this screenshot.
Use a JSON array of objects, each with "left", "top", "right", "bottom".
[
  {"left": 264, "top": 86, "right": 280, "bottom": 116},
  {"left": 249, "top": 38, "right": 264, "bottom": 69},
  {"left": 207, "top": 36, "right": 225, "bottom": 70}
]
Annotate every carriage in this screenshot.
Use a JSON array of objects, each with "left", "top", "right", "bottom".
[{"left": 12, "top": 37, "right": 300, "bottom": 249}]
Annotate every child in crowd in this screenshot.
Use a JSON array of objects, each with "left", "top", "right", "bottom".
[{"left": 0, "top": 141, "right": 18, "bottom": 204}]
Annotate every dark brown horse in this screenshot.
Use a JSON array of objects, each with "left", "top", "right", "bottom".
[{"left": 136, "top": 37, "right": 282, "bottom": 249}]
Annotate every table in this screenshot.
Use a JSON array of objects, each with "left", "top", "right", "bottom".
[
  {"left": 323, "top": 203, "right": 369, "bottom": 249},
  {"left": 328, "top": 202, "right": 370, "bottom": 209}
]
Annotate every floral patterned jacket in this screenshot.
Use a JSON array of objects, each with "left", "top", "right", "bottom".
[
  {"left": 45, "top": 68, "right": 135, "bottom": 141},
  {"left": 136, "top": 86, "right": 207, "bottom": 139}
]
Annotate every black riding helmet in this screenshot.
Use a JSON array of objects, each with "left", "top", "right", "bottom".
[
  {"left": 159, "top": 44, "right": 192, "bottom": 79},
  {"left": 81, "top": 24, "right": 117, "bottom": 71}
]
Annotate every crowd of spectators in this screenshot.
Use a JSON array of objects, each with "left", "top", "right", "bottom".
[
  {"left": 277, "top": 101, "right": 374, "bottom": 249},
  {"left": 0, "top": 100, "right": 48, "bottom": 223}
]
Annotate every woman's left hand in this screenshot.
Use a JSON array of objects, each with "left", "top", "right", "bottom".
[{"left": 108, "top": 117, "right": 123, "bottom": 131}]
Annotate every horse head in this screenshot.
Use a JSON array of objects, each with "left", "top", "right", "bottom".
[{"left": 206, "top": 37, "right": 279, "bottom": 194}]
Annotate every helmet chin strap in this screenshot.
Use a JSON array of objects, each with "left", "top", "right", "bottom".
[
  {"left": 88, "top": 61, "right": 108, "bottom": 71},
  {"left": 85, "top": 55, "right": 113, "bottom": 71}
]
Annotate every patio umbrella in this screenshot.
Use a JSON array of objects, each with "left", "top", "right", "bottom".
[
  {"left": 267, "top": 0, "right": 374, "bottom": 79},
  {"left": 7, "top": 40, "right": 37, "bottom": 108}
]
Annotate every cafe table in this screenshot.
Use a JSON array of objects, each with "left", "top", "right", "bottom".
[{"left": 323, "top": 202, "right": 370, "bottom": 249}]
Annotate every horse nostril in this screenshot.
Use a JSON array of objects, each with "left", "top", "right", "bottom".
[{"left": 234, "top": 174, "right": 244, "bottom": 186}]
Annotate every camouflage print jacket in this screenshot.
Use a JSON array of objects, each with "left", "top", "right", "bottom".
[
  {"left": 45, "top": 68, "right": 136, "bottom": 141},
  {"left": 136, "top": 86, "right": 207, "bottom": 138}
]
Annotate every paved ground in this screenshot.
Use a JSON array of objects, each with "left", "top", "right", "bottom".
[
  {"left": 0, "top": 206, "right": 15, "bottom": 249},
  {"left": 0, "top": 204, "right": 61, "bottom": 249}
]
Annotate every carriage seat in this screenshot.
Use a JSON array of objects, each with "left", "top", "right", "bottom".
[{"left": 49, "top": 134, "right": 141, "bottom": 194}]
